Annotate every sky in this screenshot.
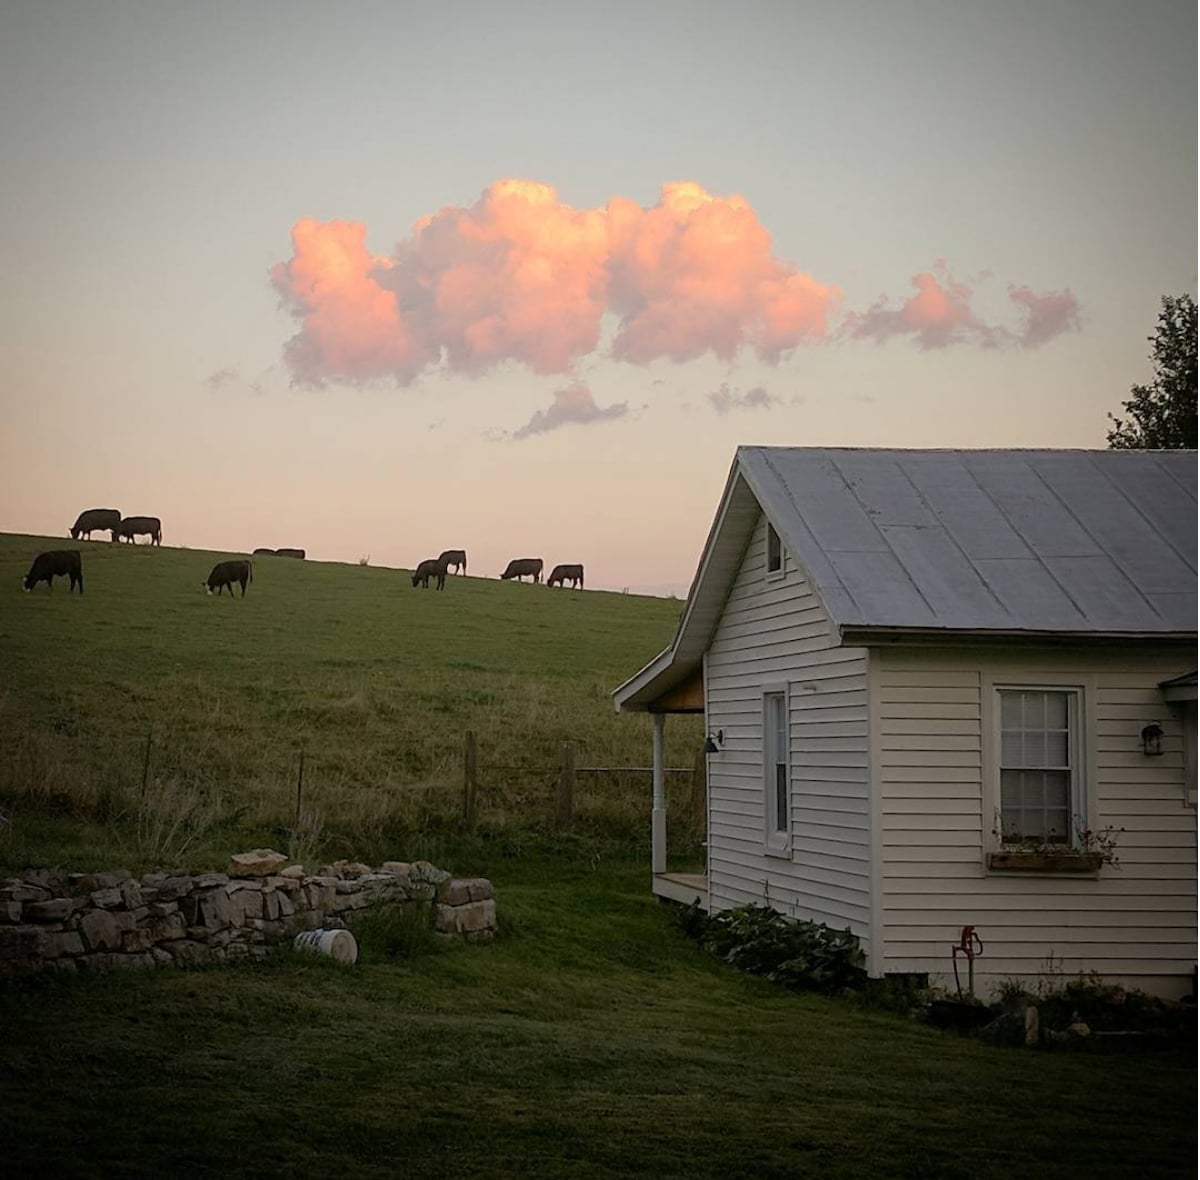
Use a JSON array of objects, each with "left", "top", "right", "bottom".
[{"left": 1, "top": 0, "right": 1195, "bottom": 596}]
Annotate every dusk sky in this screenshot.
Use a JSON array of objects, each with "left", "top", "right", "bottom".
[{"left": 1, "top": 0, "right": 1195, "bottom": 595}]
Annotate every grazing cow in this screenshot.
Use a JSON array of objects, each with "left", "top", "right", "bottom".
[
  {"left": 116, "top": 516, "right": 162, "bottom": 546},
  {"left": 275, "top": 548, "right": 306, "bottom": 559},
  {"left": 23, "top": 550, "right": 83, "bottom": 594},
  {"left": 70, "top": 508, "right": 121, "bottom": 542},
  {"left": 547, "top": 563, "right": 584, "bottom": 589},
  {"left": 438, "top": 549, "right": 467, "bottom": 575},
  {"left": 411, "top": 557, "right": 448, "bottom": 590},
  {"left": 204, "top": 559, "right": 253, "bottom": 597},
  {"left": 500, "top": 557, "right": 543, "bottom": 583}
]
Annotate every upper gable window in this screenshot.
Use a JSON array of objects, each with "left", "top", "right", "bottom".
[{"left": 766, "top": 522, "right": 783, "bottom": 577}]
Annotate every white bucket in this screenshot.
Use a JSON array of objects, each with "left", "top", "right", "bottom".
[{"left": 293, "top": 928, "right": 358, "bottom": 964}]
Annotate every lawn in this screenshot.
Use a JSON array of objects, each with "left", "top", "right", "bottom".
[{"left": 0, "top": 855, "right": 1194, "bottom": 1180}]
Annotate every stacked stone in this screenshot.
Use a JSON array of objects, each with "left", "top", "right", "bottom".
[{"left": 0, "top": 850, "right": 496, "bottom": 978}]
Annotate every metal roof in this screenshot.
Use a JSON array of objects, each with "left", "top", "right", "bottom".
[
  {"left": 743, "top": 448, "right": 1196, "bottom": 635},
  {"left": 614, "top": 447, "right": 1197, "bottom": 712}
]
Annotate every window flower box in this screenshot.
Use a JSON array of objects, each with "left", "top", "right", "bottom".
[{"left": 987, "top": 850, "right": 1105, "bottom": 873}]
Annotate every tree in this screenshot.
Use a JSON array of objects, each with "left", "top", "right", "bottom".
[{"left": 1107, "top": 294, "right": 1197, "bottom": 449}]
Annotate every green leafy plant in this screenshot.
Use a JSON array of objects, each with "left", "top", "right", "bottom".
[{"left": 676, "top": 901, "right": 866, "bottom": 994}]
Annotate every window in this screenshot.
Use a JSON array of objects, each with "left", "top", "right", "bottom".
[
  {"left": 764, "top": 690, "right": 789, "bottom": 854},
  {"left": 766, "top": 522, "right": 783, "bottom": 576},
  {"left": 998, "top": 688, "right": 1079, "bottom": 845}
]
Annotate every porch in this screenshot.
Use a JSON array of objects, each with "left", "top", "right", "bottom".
[{"left": 616, "top": 658, "right": 710, "bottom": 912}]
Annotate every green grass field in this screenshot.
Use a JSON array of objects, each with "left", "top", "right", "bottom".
[
  {"left": 0, "top": 531, "right": 702, "bottom": 870},
  {"left": 0, "top": 532, "right": 1194, "bottom": 1178}
]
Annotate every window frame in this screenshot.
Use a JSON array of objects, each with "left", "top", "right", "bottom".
[
  {"left": 985, "top": 679, "right": 1090, "bottom": 855},
  {"left": 765, "top": 520, "right": 785, "bottom": 580},
  {"left": 762, "top": 684, "right": 791, "bottom": 857}
]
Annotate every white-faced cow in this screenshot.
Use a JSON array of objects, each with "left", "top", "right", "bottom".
[
  {"left": 70, "top": 508, "right": 121, "bottom": 542},
  {"left": 204, "top": 559, "right": 253, "bottom": 597},
  {"left": 500, "top": 557, "right": 543, "bottom": 583},
  {"left": 438, "top": 549, "right": 467, "bottom": 575},
  {"left": 547, "top": 563, "right": 584, "bottom": 589},
  {"left": 117, "top": 516, "right": 162, "bottom": 546},
  {"left": 412, "top": 557, "right": 448, "bottom": 590},
  {"left": 23, "top": 550, "right": 83, "bottom": 594}
]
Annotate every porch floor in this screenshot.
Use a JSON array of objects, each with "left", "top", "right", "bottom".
[{"left": 652, "top": 871, "right": 709, "bottom": 910}]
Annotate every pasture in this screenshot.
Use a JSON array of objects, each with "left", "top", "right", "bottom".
[
  {"left": 0, "top": 531, "right": 700, "bottom": 870},
  {"left": 0, "top": 532, "right": 1194, "bottom": 1178}
]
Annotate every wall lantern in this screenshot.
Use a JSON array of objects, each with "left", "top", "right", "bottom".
[
  {"left": 1140, "top": 722, "right": 1164, "bottom": 757},
  {"left": 704, "top": 730, "right": 724, "bottom": 754}
]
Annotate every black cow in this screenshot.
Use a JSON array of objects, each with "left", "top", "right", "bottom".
[
  {"left": 275, "top": 548, "right": 306, "bottom": 559},
  {"left": 23, "top": 550, "right": 83, "bottom": 594},
  {"left": 438, "top": 549, "right": 467, "bottom": 575},
  {"left": 70, "top": 508, "right": 121, "bottom": 541},
  {"left": 500, "top": 557, "right": 543, "bottom": 583},
  {"left": 547, "top": 563, "right": 584, "bottom": 589},
  {"left": 117, "top": 516, "right": 162, "bottom": 546},
  {"left": 204, "top": 559, "right": 253, "bottom": 597},
  {"left": 411, "top": 557, "right": 448, "bottom": 590}
]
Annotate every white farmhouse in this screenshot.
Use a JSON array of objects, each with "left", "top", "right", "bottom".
[{"left": 614, "top": 448, "right": 1197, "bottom": 1000}]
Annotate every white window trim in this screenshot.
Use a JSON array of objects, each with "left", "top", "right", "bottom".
[
  {"left": 765, "top": 519, "right": 785, "bottom": 582},
  {"left": 982, "top": 675, "right": 1095, "bottom": 857},
  {"left": 763, "top": 683, "right": 791, "bottom": 858}
]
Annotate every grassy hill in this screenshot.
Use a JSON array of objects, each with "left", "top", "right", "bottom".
[{"left": 0, "top": 532, "right": 701, "bottom": 871}]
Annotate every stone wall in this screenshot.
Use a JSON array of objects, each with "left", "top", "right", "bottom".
[{"left": 0, "top": 849, "right": 496, "bottom": 978}]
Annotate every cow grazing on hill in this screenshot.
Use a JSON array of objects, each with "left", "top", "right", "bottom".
[
  {"left": 411, "top": 558, "right": 448, "bottom": 590},
  {"left": 23, "top": 550, "right": 83, "bottom": 594},
  {"left": 70, "top": 508, "right": 121, "bottom": 541},
  {"left": 547, "top": 563, "right": 584, "bottom": 589},
  {"left": 275, "top": 548, "right": 306, "bottom": 559},
  {"left": 438, "top": 549, "right": 467, "bottom": 575},
  {"left": 116, "top": 516, "right": 162, "bottom": 546},
  {"left": 500, "top": 557, "right": 543, "bottom": 583},
  {"left": 204, "top": 559, "right": 253, "bottom": 597}
]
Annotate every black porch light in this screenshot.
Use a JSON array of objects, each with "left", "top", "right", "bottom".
[{"left": 704, "top": 730, "right": 724, "bottom": 754}]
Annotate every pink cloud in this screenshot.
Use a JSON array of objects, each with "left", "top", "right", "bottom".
[
  {"left": 270, "top": 185, "right": 1082, "bottom": 387},
  {"left": 271, "top": 180, "right": 840, "bottom": 386},
  {"left": 511, "top": 382, "right": 628, "bottom": 440},
  {"left": 843, "top": 262, "right": 1080, "bottom": 350}
]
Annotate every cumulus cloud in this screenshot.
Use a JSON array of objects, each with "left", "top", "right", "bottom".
[
  {"left": 843, "top": 261, "right": 1080, "bottom": 350},
  {"left": 708, "top": 383, "right": 779, "bottom": 414},
  {"left": 271, "top": 184, "right": 1082, "bottom": 386},
  {"left": 511, "top": 382, "right": 628, "bottom": 440},
  {"left": 271, "top": 180, "right": 840, "bottom": 386}
]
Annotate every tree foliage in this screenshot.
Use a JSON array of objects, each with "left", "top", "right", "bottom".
[{"left": 1107, "top": 294, "right": 1197, "bottom": 449}]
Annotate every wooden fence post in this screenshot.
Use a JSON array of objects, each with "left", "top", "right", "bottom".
[
  {"left": 294, "top": 751, "right": 305, "bottom": 828},
  {"left": 556, "top": 743, "right": 575, "bottom": 829},
  {"left": 140, "top": 730, "right": 153, "bottom": 802},
  {"left": 464, "top": 730, "right": 478, "bottom": 829}
]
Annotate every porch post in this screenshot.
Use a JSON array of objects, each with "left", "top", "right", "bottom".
[{"left": 652, "top": 712, "right": 667, "bottom": 874}]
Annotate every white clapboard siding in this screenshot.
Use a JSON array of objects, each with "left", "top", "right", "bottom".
[
  {"left": 706, "top": 514, "right": 871, "bottom": 942},
  {"left": 874, "top": 645, "right": 1197, "bottom": 997}
]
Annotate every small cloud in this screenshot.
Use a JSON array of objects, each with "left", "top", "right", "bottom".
[
  {"left": 512, "top": 382, "right": 628, "bottom": 440},
  {"left": 1007, "top": 284, "right": 1081, "bottom": 348},
  {"left": 205, "top": 367, "right": 238, "bottom": 391},
  {"left": 707, "top": 382, "right": 780, "bottom": 415},
  {"left": 842, "top": 262, "right": 1081, "bottom": 351}
]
